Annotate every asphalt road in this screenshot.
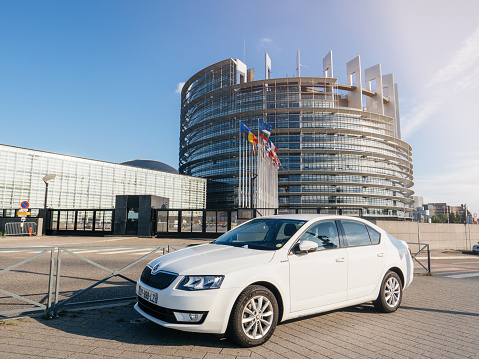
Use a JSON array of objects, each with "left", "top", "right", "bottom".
[
  {"left": 0, "top": 236, "right": 209, "bottom": 317},
  {"left": 1, "top": 235, "right": 479, "bottom": 318}
]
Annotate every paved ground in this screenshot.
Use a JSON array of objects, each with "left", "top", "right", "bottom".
[
  {"left": 1, "top": 275, "right": 479, "bottom": 359},
  {"left": 1, "top": 236, "right": 479, "bottom": 358}
]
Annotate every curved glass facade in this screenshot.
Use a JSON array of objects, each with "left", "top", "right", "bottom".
[{"left": 180, "top": 58, "right": 414, "bottom": 218}]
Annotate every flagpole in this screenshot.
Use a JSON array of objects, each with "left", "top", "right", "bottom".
[{"left": 239, "top": 129, "right": 242, "bottom": 208}]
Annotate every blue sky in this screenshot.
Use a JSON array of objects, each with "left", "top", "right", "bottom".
[{"left": 1, "top": 0, "right": 479, "bottom": 212}]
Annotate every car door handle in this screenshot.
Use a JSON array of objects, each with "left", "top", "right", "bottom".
[
  {"left": 377, "top": 253, "right": 385, "bottom": 257},
  {"left": 336, "top": 257, "right": 346, "bottom": 262}
]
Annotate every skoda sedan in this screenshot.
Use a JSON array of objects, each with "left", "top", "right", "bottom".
[{"left": 135, "top": 215, "right": 413, "bottom": 347}]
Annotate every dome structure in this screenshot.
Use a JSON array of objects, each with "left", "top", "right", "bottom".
[{"left": 121, "top": 159, "right": 178, "bottom": 174}]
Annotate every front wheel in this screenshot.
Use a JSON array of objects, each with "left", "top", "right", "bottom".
[
  {"left": 227, "top": 285, "right": 279, "bottom": 347},
  {"left": 374, "top": 271, "right": 402, "bottom": 313}
]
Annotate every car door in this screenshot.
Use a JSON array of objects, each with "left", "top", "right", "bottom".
[
  {"left": 289, "top": 220, "right": 348, "bottom": 312},
  {"left": 340, "top": 220, "right": 386, "bottom": 299}
]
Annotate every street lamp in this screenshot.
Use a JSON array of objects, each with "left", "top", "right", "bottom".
[{"left": 43, "top": 174, "right": 56, "bottom": 209}]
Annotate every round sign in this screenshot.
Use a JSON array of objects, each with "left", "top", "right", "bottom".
[
  {"left": 20, "top": 201, "right": 29, "bottom": 209},
  {"left": 474, "top": 213, "right": 477, "bottom": 218}
]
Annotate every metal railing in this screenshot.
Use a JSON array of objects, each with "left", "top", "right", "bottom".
[
  {"left": 52, "top": 245, "right": 168, "bottom": 316},
  {"left": 0, "top": 247, "right": 55, "bottom": 316},
  {"left": 0, "top": 244, "right": 190, "bottom": 317},
  {"left": 407, "top": 242, "right": 431, "bottom": 274},
  {"left": 4, "top": 222, "right": 37, "bottom": 236}
]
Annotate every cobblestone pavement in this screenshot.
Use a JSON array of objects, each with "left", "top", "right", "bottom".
[{"left": 1, "top": 275, "right": 479, "bottom": 359}]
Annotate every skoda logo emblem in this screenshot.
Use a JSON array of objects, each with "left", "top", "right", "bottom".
[{"left": 152, "top": 264, "right": 161, "bottom": 275}]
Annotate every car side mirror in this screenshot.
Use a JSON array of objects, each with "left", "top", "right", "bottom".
[{"left": 296, "top": 240, "right": 318, "bottom": 254}]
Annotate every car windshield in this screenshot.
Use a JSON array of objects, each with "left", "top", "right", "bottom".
[{"left": 213, "top": 218, "right": 306, "bottom": 250}]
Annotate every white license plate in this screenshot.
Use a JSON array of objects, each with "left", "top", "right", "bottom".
[{"left": 138, "top": 285, "right": 158, "bottom": 304}]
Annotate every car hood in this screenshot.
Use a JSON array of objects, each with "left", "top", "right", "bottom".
[{"left": 147, "top": 243, "right": 276, "bottom": 275}]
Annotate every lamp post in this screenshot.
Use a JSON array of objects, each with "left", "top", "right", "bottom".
[{"left": 43, "top": 174, "right": 56, "bottom": 209}]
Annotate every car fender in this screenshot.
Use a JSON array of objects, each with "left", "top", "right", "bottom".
[{"left": 218, "top": 260, "right": 290, "bottom": 333}]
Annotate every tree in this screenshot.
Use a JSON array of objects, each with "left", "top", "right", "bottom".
[
  {"left": 441, "top": 214, "right": 448, "bottom": 223},
  {"left": 431, "top": 215, "right": 442, "bottom": 223},
  {"left": 449, "top": 213, "right": 456, "bottom": 223}
]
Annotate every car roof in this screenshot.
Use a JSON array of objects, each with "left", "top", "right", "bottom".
[{"left": 257, "top": 214, "right": 367, "bottom": 222}]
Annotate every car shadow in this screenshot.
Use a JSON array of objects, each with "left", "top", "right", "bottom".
[{"left": 36, "top": 301, "right": 240, "bottom": 349}]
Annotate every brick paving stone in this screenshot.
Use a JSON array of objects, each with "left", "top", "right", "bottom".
[
  {"left": 1, "top": 276, "right": 479, "bottom": 358},
  {"left": 117, "top": 350, "right": 152, "bottom": 359},
  {"left": 89, "top": 346, "right": 124, "bottom": 356},
  {"left": 220, "top": 347, "right": 251, "bottom": 356},
  {"left": 39, "top": 349, "right": 75, "bottom": 358},
  {"left": 174, "top": 348, "right": 208, "bottom": 358},
  {"left": 203, "top": 354, "right": 237, "bottom": 359}
]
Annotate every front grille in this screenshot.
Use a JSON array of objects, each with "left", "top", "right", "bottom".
[
  {"left": 137, "top": 297, "right": 177, "bottom": 323},
  {"left": 141, "top": 266, "right": 177, "bottom": 290},
  {"left": 137, "top": 297, "right": 207, "bottom": 324}
]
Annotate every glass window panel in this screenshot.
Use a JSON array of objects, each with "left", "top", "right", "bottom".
[
  {"left": 168, "top": 211, "right": 178, "bottom": 232},
  {"left": 157, "top": 211, "right": 168, "bottom": 232},
  {"left": 217, "top": 211, "right": 228, "bottom": 232},
  {"left": 206, "top": 211, "right": 216, "bottom": 233},
  {"left": 367, "top": 226, "right": 381, "bottom": 245},
  {"left": 342, "top": 220, "right": 371, "bottom": 247},
  {"left": 182, "top": 211, "right": 192, "bottom": 232},
  {"left": 192, "top": 211, "right": 203, "bottom": 233},
  {"left": 299, "top": 221, "right": 339, "bottom": 250}
]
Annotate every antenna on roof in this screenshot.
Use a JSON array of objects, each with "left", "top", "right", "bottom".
[
  {"left": 297, "top": 50, "right": 301, "bottom": 77},
  {"left": 243, "top": 37, "right": 246, "bottom": 63}
]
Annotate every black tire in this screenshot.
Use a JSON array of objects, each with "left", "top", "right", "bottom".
[
  {"left": 374, "top": 271, "right": 403, "bottom": 313},
  {"left": 227, "top": 285, "right": 279, "bottom": 347}
]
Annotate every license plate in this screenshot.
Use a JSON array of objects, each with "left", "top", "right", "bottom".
[{"left": 138, "top": 285, "right": 158, "bottom": 304}]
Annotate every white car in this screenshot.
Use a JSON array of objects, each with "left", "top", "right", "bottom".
[
  {"left": 135, "top": 215, "right": 413, "bottom": 347},
  {"left": 473, "top": 242, "right": 479, "bottom": 254}
]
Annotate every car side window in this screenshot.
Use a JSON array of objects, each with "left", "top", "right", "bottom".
[
  {"left": 299, "top": 221, "right": 339, "bottom": 251},
  {"left": 367, "top": 226, "right": 381, "bottom": 245},
  {"left": 341, "top": 220, "right": 371, "bottom": 247}
]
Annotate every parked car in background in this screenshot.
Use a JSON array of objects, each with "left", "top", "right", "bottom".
[
  {"left": 473, "top": 242, "right": 479, "bottom": 254},
  {"left": 135, "top": 215, "right": 414, "bottom": 347}
]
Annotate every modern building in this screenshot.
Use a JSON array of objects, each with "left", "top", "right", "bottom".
[
  {"left": 0, "top": 143, "right": 206, "bottom": 210},
  {"left": 179, "top": 52, "right": 414, "bottom": 218}
]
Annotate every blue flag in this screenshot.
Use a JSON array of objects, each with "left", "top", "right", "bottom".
[{"left": 240, "top": 122, "right": 251, "bottom": 133}]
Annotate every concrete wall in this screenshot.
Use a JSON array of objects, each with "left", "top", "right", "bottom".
[{"left": 371, "top": 220, "right": 479, "bottom": 250}]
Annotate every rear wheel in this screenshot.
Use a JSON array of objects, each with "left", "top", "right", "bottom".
[
  {"left": 227, "top": 285, "right": 279, "bottom": 347},
  {"left": 374, "top": 271, "right": 402, "bottom": 313}
]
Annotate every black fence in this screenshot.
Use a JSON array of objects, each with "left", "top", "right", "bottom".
[
  {"left": 153, "top": 208, "right": 278, "bottom": 237},
  {"left": 47, "top": 209, "right": 115, "bottom": 236}
]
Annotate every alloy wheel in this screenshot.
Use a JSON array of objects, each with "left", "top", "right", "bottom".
[
  {"left": 385, "top": 276, "right": 401, "bottom": 307},
  {"left": 241, "top": 295, "right": 274, "bottom": 339}
]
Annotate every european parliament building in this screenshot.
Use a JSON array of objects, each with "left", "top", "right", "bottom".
[
  {"left": 179, "top": 52, "right": 414, "bottom": 218},
  {"left": 0, "top": 144, "right": 206, "bottom": 210}
]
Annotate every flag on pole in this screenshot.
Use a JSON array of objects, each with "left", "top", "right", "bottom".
[
  {"left": 240, "top": 122, "right": 258, "bottom": 153},
  {"left": 240, "top": 122, "right": 251, "bottom": 133},
  {"left": 259, "top": 120, "right": 272, "bottom": 142}
]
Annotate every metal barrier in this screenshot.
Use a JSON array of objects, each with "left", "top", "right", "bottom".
[
  {"left": 0, "top": 247, "right": 55, "bottom": 316},
  {"left": 407, "top": 242, "right": 431, "bottom": 274},
  {"left": 51, "top": 245, "right": 168, "bottom": 316},
  {"left": 4, "top": 222, "right": 37, "bottom": 236}
]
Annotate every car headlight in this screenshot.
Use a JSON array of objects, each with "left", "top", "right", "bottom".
[{"left": 177, "top": 275, "right": 224, "bottom": 291}]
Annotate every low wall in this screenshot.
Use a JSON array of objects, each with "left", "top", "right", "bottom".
[{"left": 371, "top": 220, "right": 479, "bottom": 250}]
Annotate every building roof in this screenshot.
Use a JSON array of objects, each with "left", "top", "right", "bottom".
[{"left": 120, "top": 159, "right": 178, "bottom": 174}]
